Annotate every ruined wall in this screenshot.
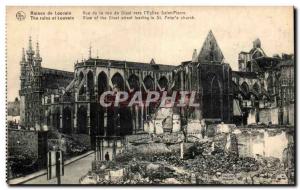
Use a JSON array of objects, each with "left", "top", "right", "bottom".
[
  {"left": 282, "top": 104, "right": 294, "bottom": 125},
  {"left": 259, "top": 108, "right": 279, "bottom": 125},
  {"left": 288, "top": 104, "right": 294, "bottom": 125},
  {"left": 255, "top": 104, "right": 294, "bottom": 126},
  {"left": 247, "top": 109, "right": 256, "bottom": 124}
]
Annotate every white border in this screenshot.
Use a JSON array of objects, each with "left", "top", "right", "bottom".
[{"left": 0, "top": 0, "right": 298, "bottom": 189}]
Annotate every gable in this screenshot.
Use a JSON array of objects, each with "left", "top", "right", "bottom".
[{"left": 198, "top": 31, "right": 224, "bottom": 63}]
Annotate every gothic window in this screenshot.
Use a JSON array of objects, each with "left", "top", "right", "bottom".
[
  {"left": 210, "top": 77, "right": 221, "bottom": 118},
  {"left": 241, "top": 82, "right": 249, "bottom": 97},
  {"left": 143, "top": 75, "right": 155, "bottom": 91},
  {"left": 98, "top": 72, "right": 108, "bottom": 95},
  {"left": 111, "top": 72, "right": 125, "bottom": 91},
  {"left": 78, "top": 72, "right": 85, "bottom": 95},
  {"left": 252, "top": 82, "right": 260, "bottom": 94},
  {"left": 158, "top": 76, "right": 168, "bottom": 90},
  {"left": 202, "top": 73, "right": 222, "bottom": 119},
  {"left": 87, "top": 71, "right": 94, "bottom": 95},
  {"left": 128, "top": 74, "right": 140, "bottom": 91}
]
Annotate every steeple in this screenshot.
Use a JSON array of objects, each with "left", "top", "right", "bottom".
[
  {"left": 28, "top": 36, "right": 32, "bottom": 51},
  {"left": 192, "top": 49, "right": 198, "bottom": 63},
  {"left": 21, "top": 48, "right": 26, "bottom": 63},
  {"left": 36, "top": 41, "right": 40, "bottom": 58},
  {"left": 26, "top": 36, "right": 35, "bottom": 58},
  {"left": 34, "top": 40, "right": 42, "bottom": 64}
]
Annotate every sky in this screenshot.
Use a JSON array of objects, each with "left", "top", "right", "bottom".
[{"left": 6, "top": 6, "right": 294, "bottom": 101}]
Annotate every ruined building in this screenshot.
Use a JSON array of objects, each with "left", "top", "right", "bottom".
[
  {"left": 19, "top": 31, "right": 294, "bottom": 146},
  {"left": 232, "top": 38, "right": 294, "bottom": 125}
]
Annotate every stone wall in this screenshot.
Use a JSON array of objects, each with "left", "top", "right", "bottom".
[
  {"left": 282, "top": 104, "right": 294, "bottom": 125},
  {"left": 247, "top": 109, "right": 256, "bottom": 124},
  {"left": 258, "top": 104, "right": 294, "bottom": 125},
  {"left": 259, "top": 108, "right": 279, "bottom": 125}
]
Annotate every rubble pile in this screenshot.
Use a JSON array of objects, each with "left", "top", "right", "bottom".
[
  {"left": 80, "top": 125, "right": 294, "bottom": 184},
  {"left": 184, "top": 152, "right": 259, "bottom": 175}
]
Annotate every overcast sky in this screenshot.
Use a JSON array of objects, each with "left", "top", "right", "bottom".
[{"left": 7, "top": 6, "right": 294, "bottom": 101}]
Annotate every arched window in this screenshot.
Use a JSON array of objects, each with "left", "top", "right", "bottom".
[
  {"left": 87, "top": 71, "right": 94, "bottom": 95},
  {"left": 128, "top": 74, "right": 140, "bottom": 91},
  {"left": 79, "top": 72, "right": 84, "bottom": 83},
  {"left": 210, "top": 77, "right": 221, "bottom": 118},
  {"left": 241, "top": 82, "right": 249, "bottom": 97},
  {"left": 78, "top": 72, "right": 85, "bottom": 95},
  {"left": 203, "top": 73, "right": 222, "bottom": 119},
  {"left": 143, "top": 75, "right": 154, "bottom": 91},
  {"left": 158, "top": 76, "right": 168, "bottom": 90},
  {"left": 111, "top": 72, "right": 125, "bottom": 91},
  {"left": 252, "top": 82, "right": 260, "bottom": 94},
  {"left": 98, "top": 72, "right": 108, "bottom": 95}
]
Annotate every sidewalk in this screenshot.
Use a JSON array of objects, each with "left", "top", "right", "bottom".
[{"left": 9, "top": 151, "right": 94, "bottom": 185}]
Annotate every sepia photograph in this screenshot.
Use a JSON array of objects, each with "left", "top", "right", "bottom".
[{"left": 5, "top": 6, "right": 295, "bottom": 185}]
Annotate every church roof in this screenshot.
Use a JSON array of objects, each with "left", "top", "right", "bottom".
[
  {"left": 197, "top": 30, "right": 224, "bottom": 63},
  {"left": 232, "top": 71, "right": 258, "bottom": 79},
  {"left": 80, "top": 58, "right": 176, "bottom": 72},
  {"left": 41, "top": 67, "right": 74, "bottom": 90}
]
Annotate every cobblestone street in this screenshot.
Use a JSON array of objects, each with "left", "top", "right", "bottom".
[{"left": 24, "top": 153, "right": 94, "bottom": 185}]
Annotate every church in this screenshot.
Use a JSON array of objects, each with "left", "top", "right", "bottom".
[{"left": 18, "top": 31, "right": 294, "bottom": 147}]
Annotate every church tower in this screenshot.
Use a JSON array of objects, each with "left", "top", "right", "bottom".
[
  {"left": 19, "top": 48, "right": 26, "bottom": 125},
  {"left": 19, "top": 36, "right": 43, "bottom": 129}
]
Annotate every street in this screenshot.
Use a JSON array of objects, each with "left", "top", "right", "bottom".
[{"left": 23, "top": 153, "right": 94, "bottom": 185}]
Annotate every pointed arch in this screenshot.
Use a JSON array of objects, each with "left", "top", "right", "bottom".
[
  {"left": 241, "top": 82, "right": 249, "bottom": 97},
  {"left": 143, "top": 75, "right": 154, "bottom": 91},
  {"left": 87, "top": 71, "right": 94, "bottom": 95},
  {"left": 252, "top": 82, "right": 260, "bottom": 94},
  {"left": 158, "top": 76, "right": 168, "bottom": 90},
  {"left": 79, "top": 72, "right": 84, "bottom": 82},
  {"left": 111, "top": 72, "right": 125, "bottom": 91},
  {"left": 202, "top": 73, "right": 222, "bottom": 119},
  {"left": 128, "top": 74, "right": 140, "bottom": 91},
  {"left": 77, "top": 106, "right": 87, "bottom": 134},
  {"left": 98, "top": 71, "right": 108, "bottom": 95},
  {"left": 210, "top": 76, "right": 222, "bottom": 118},
  {"left": 78, "top": 72, "right": 85, "bottom": 95}
]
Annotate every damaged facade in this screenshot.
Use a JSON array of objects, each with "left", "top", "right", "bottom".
[
  {"left": 232, "top": 38, "right": 294, "bottom": 126},
  {"left": 19, "top": 31, "right": 294, "bottom": 147}
]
